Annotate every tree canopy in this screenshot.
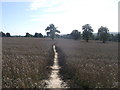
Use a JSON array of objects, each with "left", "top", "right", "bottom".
[
  {"left": 0, "top": 32, "right": 6, "bottom": 37},
  {"left": 25, "top": 33, "right": 33, "bottom": 37},
  {"left": 6, "top": 33, "right": 11, "bottom": 37},
  {"left": 71, "top": 30, "right": 81, "bottom": 40},
  {"left": 45, "top": 24, "right": 60, "bottom": 40},
  {"left": 98, "top": 26, "right": 109, "bottom": 43},
  {"left": 82, "top": 24, "right": 93, "bottom": 42},
  {"left": 34, "top": 33, "right": 43, "bottom": 38}
]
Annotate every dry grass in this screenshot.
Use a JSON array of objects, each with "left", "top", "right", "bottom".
[
  {"left": 2, "top": 37, "right": 55, "bottom": 88},
  {"left": 2, "top": 37, "right": 119, "bottom": 88},
  {"left": 56, "top": 39, "right": 118, "bottom": 88}
]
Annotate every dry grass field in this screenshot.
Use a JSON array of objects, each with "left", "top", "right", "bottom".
[
  {"left": 2, "top": 37, "right": 55, "bottom": 88},
  {"left": 2, "top": 38, "right": 119, "bottom": 88},
  {"left": 56, "top": 39, "right": 118, "bottom": 88}
]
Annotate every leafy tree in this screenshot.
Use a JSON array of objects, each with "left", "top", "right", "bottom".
[
  {"left": 113, "top": 33, "right": 120, "bottom": 42},
  {"left": 118, "top": 34, "right": 120, "bottom": 42},
  {"left": 71, "top": 30, "right": 81, "bottom": 40},
  {"left": 34, "top": 33, "right": 38, "bottom": 37},
  {"left": 82, "top": 24, "right": 93, "bottom": 42},
  {"left": 0, "top": 32, "right": 6, "bottom": 37},
  {"left": 25, "top": 33, "right": 33, "bottom": 37},
  {"left": 34, "top": 33, "right": 43, "bottom": 38},
  {"left": 45, "top": 24, "right": 60, "bottom": 40},
  {"left": 6, "top": 32, "right": 11, "bottom": 37},
  {"left": 98, "top": 26, "right": 109, "bottom": 43},
  {"left": 108, "top": 34, "right": 114, "bottom": 41},
  {"left": 38, "top": 33, "right": 43, "bottom": 38}
]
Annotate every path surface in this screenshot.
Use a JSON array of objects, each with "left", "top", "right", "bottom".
[{"left": 46, "top": 45, "right": 68, "bottom": 88}]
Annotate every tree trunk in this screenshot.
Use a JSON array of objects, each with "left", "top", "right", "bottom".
[{"left": 103, "top": 39, "right": 106, "bottom": 43}]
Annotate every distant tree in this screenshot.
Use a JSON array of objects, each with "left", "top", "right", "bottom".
[
  {"left": 34, "top": 33, "right": 43, "bottom": 38},
  {"left": 34, "top": 33, "right": 38, "bottom": 37},
  {"left": 38, "top": 33, "right": 43, "bottom": 38},
  {"left": 113, "top": 33, "right": 120, "bottom": 42},
  {"left": 60, "top": 34, "right": 71, "bottom": 39},
  {"left": 82, "top": 24, "right": 93, "bottom": 42},
  {"left": 45, "top": 24, "right": 60, "bottom": 40},
  {"left": 94, "top": 35, "right": 99, "bottom": 40},
  {"left": 0, "top": 32, "right": 6, "bottom": 37},
  {"left": 118, "top": 34, "right": 120, "bottom": 42},
  {"left": 0, "top": 32, "right": 1, "bottom": 37},
  {"left": 56, "top": 34, "right": 60, "bottom": 38},
  {"left": 25, "top": 33, "right": 33, "bottom": 37},
  {"left": 108, "top": 34, "right": 114, "bottom": 41},
  {"left": 71, "top": 30, "right": 81, "bottom": 40},
  {"left": 6, "top": 32, "right": 11, "bottom": 37},
  {"left": 98, "top": 26, "right": 109, "bottom": 43}
]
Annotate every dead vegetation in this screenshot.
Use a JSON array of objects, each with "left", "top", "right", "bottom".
[
  {"left": 56, "top": 39, "right": 118, "bottom": 88},
  {"left": 2, "top": 38, "right": 118, "bottom": 88},
  {"left": 2, "top": 37, "right": 55, "bottom": 88}
]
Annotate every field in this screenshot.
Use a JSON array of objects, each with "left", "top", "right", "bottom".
[
  {"left": 56, "top": 39, "right": 118, "bottom": 88},
  {"left": 2, "top": 37, "right": 118, "bottom": 88},
  {"left": 2, "top": 37, "right": 55, "bottom": 88}
]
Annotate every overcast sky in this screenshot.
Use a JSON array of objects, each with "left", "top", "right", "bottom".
[{"left": 1, "top": 0, "right": 119, "bottom": 35}]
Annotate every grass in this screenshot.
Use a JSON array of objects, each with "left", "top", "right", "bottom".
[
  {"left": 56, "top": 39, "right": 118, "bottom": 88},
  {"left": 2, "top": 37, "right": 119, "bottom": 88},
  {"left": 2, "top": 37, "right": 55, "bottom": 88}
]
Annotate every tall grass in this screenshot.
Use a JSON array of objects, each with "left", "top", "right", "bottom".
[
  {"left": 2, "top": 37, "right": 55, "bottom": 88},
  {"left": 56, "top": 39, "right": 118, "bottom": 88}
]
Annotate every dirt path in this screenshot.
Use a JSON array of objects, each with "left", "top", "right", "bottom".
[{"left": 45, "top": 45, "right": 68, "bottom": 88}]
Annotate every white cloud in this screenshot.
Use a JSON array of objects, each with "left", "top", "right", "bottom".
[
  {"left": 28, "top": 0, "right": 63, "bottom": 11},
  {"left": 29, "top": 0, "right": 119, "bottom": 34}
]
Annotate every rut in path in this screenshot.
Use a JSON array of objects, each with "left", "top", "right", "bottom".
[{"left": 45, "top": 45, "right": 68, "bottom": 88}]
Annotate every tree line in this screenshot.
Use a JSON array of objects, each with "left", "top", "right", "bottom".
[
  {"left": 0, "top": 23, "right": 120, "bottom": 43},
  {"left": 25, "top": 32, "right": 43, "bottom": 38},
  {"left": 45, "top": 24, "right": 120, "bottom": 43},
  {"left": 0, "top": 32, "right": 11, "bottom": 37},
  {"left": 0, "top": 32, "right": 44, "bottom": 38},
  {"left": 68, "top": 24, "right": 120, "bottom": 43}
]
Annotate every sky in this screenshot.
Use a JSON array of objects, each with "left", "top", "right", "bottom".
[{"left": 1, "top": 0, "right": 119, "bottom": 36}]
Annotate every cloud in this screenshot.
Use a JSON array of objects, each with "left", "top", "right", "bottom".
[
  {"left": 29, "top": 0, "right": 118, "bottom": 34},
  {"left": 30, "top": 0, "right": 47, "bottom": 10},
  {"left": 28, "top": 0, "right": 63, "bottom": 11}
]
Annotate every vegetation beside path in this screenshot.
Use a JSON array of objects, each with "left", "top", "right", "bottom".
[
  {"left": 2, "top": 37, "right": 118, "bottom": 88},
  {"left": 56, "top": 39, "right": 118, "bottom": 88},
  {"left": 2, "top": 38, "right": 55, "bottom": 88}
]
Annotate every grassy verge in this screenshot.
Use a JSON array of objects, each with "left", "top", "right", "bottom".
[
  {"left": 56, "top": 45, "right": 83, "bottom": 88},
  {"left": 56, "top": 39, "right": 118, "bottom": 88},
  {"left": 2, "top": 37, "right": 55, "bottom": 88}
]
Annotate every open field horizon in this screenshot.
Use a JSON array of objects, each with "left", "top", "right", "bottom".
[{"left": 2, "top": 37, "right": 119, "bottom": 88}]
